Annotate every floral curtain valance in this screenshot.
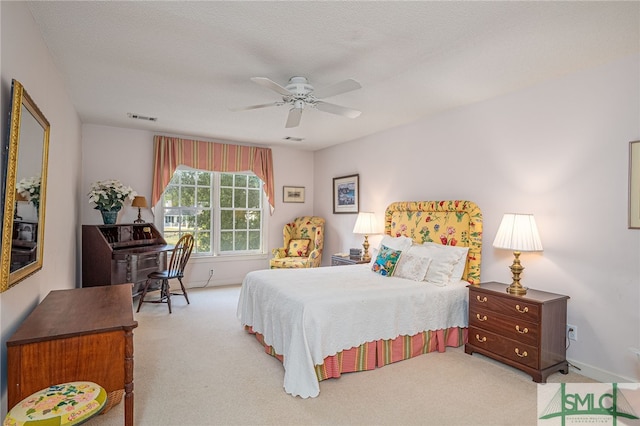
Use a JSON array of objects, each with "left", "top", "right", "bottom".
[{"left": 152, "top": 136, "right": 275, "bottom": 211}]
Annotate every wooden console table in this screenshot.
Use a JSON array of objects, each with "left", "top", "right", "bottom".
[{"left": 7, "top": 284, "right": 138, "bottom": 426}]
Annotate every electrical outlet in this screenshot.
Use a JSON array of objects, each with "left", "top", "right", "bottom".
[
  {"left": 209, "top": 269, "right": 214, "bottom": 277},
  {"left": 567, "top": 324, "right": 577, "bottom": 341}
]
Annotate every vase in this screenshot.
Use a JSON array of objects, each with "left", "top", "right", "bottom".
[{"left": 100, "top": 209, "right": 120, "bottom": 225}]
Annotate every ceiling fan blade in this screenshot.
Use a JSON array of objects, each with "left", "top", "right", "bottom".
[
  {"left": 250, "top": 77, "right": 292, "bottom": 96},
  {"left": 313, "top": 79, "right": 361, "bottom": 99},
  {"left": 315, "top": 101, "right": 361, "bottom": 118},
  {"left": 285, "top": 108, "right": 303, "bottom": 128},
  {"left": 229, "top": 102, "right": 281, "bottom": 112}
]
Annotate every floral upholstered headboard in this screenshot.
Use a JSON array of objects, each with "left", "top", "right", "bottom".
[{"left": 384, "top": 200, "right": 483, "bottom": 284}]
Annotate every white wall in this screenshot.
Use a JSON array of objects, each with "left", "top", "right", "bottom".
[
  {"left": 81, "top": 125, "right": 315, "bottom": 286},
  {"left": 314, "top": 54, "right": 640, "bottom": 383},
  {"left": 0, "top": 2, "right": 82, "bottom": 417}
]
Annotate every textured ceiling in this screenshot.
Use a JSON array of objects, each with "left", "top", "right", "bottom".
[{"left": 27, "top": 1, "right": 639, "bottom": 151}]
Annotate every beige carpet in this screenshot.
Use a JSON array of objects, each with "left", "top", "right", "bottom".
[{"left": 90, "top": 285, "right": 593, "bottom": 426}]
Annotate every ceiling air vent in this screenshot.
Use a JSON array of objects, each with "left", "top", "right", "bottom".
[
  {"left": 283, "top": 136, "right": 304, "bottom": 142},
  {"left": 127, "top": 113, "right": 157, "bottom": 122}
]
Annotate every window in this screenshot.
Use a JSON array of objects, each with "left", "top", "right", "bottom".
[{"left": 161, "top": 169, "right": 265, "bottom": 255}]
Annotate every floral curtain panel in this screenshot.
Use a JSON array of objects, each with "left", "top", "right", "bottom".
[{"left": 152, "top": 135, "right": 275, "bottom": 211}]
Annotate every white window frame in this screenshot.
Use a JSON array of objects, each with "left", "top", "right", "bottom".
[{"left": 155, "top": 167, "right": 268, "bottom": 257}]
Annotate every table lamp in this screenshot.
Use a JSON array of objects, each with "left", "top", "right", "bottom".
[
  {"left": 353, "top": 212, "right": 378, "bottom": 262},
  {"left": 132, "top": 196, "right": 148, "bottom": 223},
  {"left": 492, "top": 213, "right": 543, "bottom": 295},
  {"left": 14, "top": 190, "right": 27, "bottom": 220}
]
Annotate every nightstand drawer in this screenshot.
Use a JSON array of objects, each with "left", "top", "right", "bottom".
[
  {"left": 469, "top": 326, "right": 539, "bottom": 369},
  {"left": 470, "top": 291, "right": 540, "bottom": 322},
  {"left": 469, "top": 306, "right": 539, "bottom": 346},
  {"left": 331, "top": 255, "right": 368, "bottom": 266}
]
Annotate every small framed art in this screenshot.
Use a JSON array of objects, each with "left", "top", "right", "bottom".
[
  {"left": 629, "top": 141, "right": 640, "bottom": 228},
  {"left": 333, "top": 174, "right": 359, "bottom": 214},
  {"left": 283, "top": 186, "right": 305, "bottom": 203}
]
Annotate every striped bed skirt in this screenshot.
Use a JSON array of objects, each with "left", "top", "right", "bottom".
[{"left": 245, "top": 326, "right": 468, "bottom": 382}]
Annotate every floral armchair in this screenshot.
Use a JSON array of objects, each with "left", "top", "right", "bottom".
[{"left": 270, "top": 216, "right": 325, "bottom": 269}]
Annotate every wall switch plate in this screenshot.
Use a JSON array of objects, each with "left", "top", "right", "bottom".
[{"left": 567, "top": 324, "right": 577, "bottom": 341}]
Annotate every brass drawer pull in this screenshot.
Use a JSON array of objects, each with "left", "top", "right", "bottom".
[
  {"left": 515, "top": 325, "right": 528, "bottom": 334},
  {"left": 515, "top": 304, "right": 529, "bottom": 314},
  {"left": 476, "top": 314, "right": 487, "bottom": 322},
  {"left": 476, "top": 295, "right": 487, "bottom": 303},
  {"left": 515, "top": 348, "right": 528, "bottom": 358},
  {"left": 475, "top": 334, "right": 487, "bottom": 343}
]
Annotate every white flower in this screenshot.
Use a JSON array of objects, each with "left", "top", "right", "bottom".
[
  {"left": 88, "top": 179, "right": 137, "bottom": 211},
  {"left": 16, "top": 176, "right": 41, "bottom": 207}
]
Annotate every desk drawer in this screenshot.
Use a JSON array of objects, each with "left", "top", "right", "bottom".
[
  {"left": 112, "top": 253, "right": 164, "bottom": 283},
  {"left": 135, "top": 253, "right": 163, "bottom": 271}
]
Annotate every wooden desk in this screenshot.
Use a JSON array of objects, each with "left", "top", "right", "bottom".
[
  {"left": 7, "top": 284, "right": 138, "bottom": 426},
  {"left": 82, "top": 223, "right": 171, "bottom": 296}
]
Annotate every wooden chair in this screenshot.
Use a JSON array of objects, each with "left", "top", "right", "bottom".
[{"left": 137, "top": 234, "right": 194, "bottom": 313}]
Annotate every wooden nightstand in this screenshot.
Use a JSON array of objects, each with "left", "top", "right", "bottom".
[
  {"left": 331, "top": 255, "right": 369, "bottom": 266},
  {"left": 465, "top": 281, "right": 569, "bottom": 383}
]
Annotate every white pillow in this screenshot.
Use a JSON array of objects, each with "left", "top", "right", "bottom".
[
  {"left": 368, "top": 247, "right": 379, "bottom": 265},
  {"left": 379, "top": 235, "right": 413, "bottom": 252},
  {"left": 394, "top": 252, "right": 432, "bottom": 282},
  {"left": 421, "top": 242, "right": 469, "bottom": 282},
  {"left": 406, "top": 244, "right": 459, "bottom": 286}
]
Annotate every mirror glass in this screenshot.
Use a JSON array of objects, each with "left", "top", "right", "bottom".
[{"left": 1, "top": 79, "right": 50, "bottom": 291}]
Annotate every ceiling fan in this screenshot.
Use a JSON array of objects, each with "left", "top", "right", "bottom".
[{"left": 231, "top": 76, "right": 362, "bottom": 128}]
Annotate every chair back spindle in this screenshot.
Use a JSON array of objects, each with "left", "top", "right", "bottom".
[{"left": 167, "top": 234, "right": 194, "bottom": 278}]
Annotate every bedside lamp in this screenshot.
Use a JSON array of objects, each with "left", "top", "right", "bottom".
[
  {"left": 493, "top": 213, "right": 543, "bottom": 296},
  {"left": 132, "top": 196, "right": 148, "bottom": 223},
  {"left": 353, "top": 212, "right": 378, "bottom": 262}
]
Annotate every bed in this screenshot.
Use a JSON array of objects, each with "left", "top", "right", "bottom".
[{"left": 237, "top": 200, "right": 483, "bottom": 398}]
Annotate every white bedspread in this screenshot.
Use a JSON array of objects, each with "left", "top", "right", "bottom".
[{"left": 236, "top": 264, "right": 469, "bottom": 398}]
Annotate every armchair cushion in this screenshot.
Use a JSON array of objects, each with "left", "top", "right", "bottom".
[
  {"left": 288, "top": 239, "right": 310, "bottom": 257},
  {"left": 269, "top": 257, "right": 311, "bottom": 268}
]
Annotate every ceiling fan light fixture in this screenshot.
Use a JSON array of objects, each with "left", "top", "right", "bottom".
[{"left": 286, "top": 77, "right": 313, "bottom": 96}]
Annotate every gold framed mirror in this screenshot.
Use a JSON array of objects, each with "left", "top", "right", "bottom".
[{"left": 1, "top": 79, "right": 50, "bottom": 291}]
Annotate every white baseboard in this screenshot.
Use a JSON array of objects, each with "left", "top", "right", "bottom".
[
  {"left": 187, "top": 279, "right": 240, "bottom": 288},
  {"left": 568, "top": 357, "right": 637, "bottom": 383}
]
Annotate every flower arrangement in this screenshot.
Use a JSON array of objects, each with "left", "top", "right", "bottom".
[
  {"left": 88, "top": 179, "right": 136, "bottom": 211},
  {"left": 16, "top": 176, "right": 41, "bottom": 210}
]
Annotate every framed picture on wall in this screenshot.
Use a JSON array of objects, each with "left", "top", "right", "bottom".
[
  {"left": 629, "top": 141, "right": 640, "bottom": 228},
  {"left": 333, "top": 174, "right": 359, "bottom": 214},
  {"left": 283, "top": 186, "right": 305, "bottom": 203}
]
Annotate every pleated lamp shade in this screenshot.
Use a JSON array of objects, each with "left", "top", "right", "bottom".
[
  {"left": 492, "top": 213, "right": 543, "bottom": 252},
  {"left": 353, "top": 212, "right": 378, "bottom": 235}
]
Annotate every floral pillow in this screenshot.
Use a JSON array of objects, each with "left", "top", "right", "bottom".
[
  {"left": 371, "top": 244, "right": 402, "bottom": 276},
  {"left": 288, "top": 239, "right": 311, "bottom": 257}
]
